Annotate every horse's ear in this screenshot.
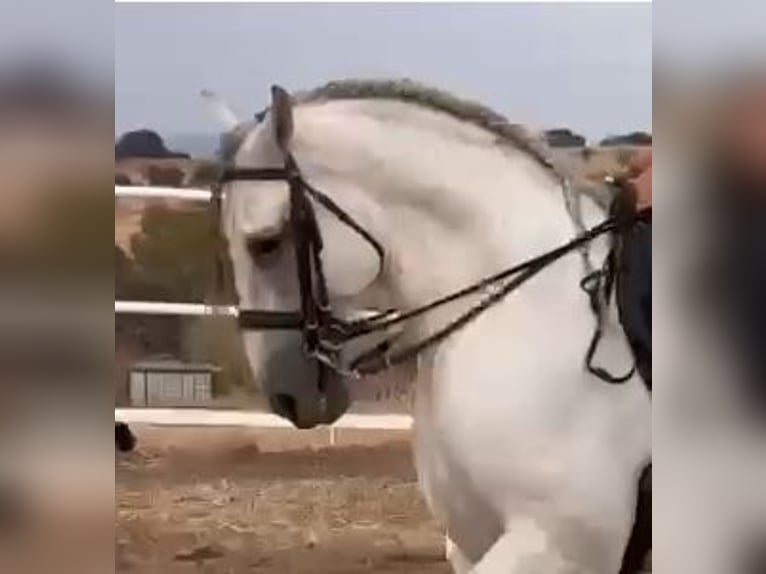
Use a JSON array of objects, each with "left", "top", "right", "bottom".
[{"left": 270, "top": 85, "right": 294, "bottom": 151}]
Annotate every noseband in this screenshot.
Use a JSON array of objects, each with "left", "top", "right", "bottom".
[{"left": 215, "top": 153, "right": 651, "bottom": 384}]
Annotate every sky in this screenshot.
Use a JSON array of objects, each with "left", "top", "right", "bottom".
[
  {"left": 0, "top": 0, "right": 112, "bottom": 84},
  {"left": 653, "top": 0, "right": 766, "bottom": 78},
  {"left": 115, "top": 3, "right": 652, "bottom": 142}
]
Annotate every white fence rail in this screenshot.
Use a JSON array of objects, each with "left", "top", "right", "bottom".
[
  {"left": 115, "top": 300, "right": 236, "bottom": 317},
  {"left": 115, "top": 408, "right": 413, "bottom": 430},
  {"left": 115, "top": 185, "right": 212, "bottom": 201},
  {"left": 114, "top": 184, "right": 414, "bottom": 428}
]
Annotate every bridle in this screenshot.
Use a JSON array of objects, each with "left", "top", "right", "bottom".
[{"left": 213, "top": 150, "right": 651, "bottom": 385}]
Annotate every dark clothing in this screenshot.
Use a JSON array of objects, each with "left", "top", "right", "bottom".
[
  {"left": 616, "top": 219, "right": 652, "bottom": 389},
  {"left": 619, "top": 221, "right": 652, "bottom": 387},
  {"left": 607, "top": 180, "right": 651, "bottom": 390}
]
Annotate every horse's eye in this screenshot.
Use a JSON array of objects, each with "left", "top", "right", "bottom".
[{"left": 246, "top": 236, "right": 281, "bottom": 259}]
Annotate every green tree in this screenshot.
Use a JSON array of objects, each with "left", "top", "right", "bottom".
[
  {"left": 125, "top": 203, "right": 249, "bottom": 395},
  {"left": 130, "top": 204, "right": 233, "bottom": 303},
  {"left": 115, "top": 245, "right": 136, "bottom": 299},
  {"left": 116, "top": 244, "right": 183, "bottom": 357}
]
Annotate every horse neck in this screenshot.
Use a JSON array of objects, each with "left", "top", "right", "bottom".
[{"left": 295, "top": 100, "right": 586, "bottom": 318}]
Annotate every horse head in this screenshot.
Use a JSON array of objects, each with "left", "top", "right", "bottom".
[{"left": 217, "top": 85, "right": 389, "bottom": 428}]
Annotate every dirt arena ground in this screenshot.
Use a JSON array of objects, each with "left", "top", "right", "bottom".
[{"left": 116, "top": 425, "right": 450, "bottom": 573}]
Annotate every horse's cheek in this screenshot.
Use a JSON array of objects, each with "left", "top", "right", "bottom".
[{"left": 321, "top": 226, "right": 379, "bottom": 296}]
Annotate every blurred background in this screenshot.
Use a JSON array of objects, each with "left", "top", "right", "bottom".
[
  {"left": 653, "top": 2, "right": 766, "bottom": 573},
  {"left": 0, "top": 0, "right": 112, "bottom": 572}
]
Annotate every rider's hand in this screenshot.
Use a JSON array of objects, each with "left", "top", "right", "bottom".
[{"left": 628, "top": 148, "right": 652, "bottom": 210}]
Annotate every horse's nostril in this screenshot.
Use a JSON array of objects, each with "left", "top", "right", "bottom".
[{"left": 271, "top": 393, "right": 298, "bottom": 423}]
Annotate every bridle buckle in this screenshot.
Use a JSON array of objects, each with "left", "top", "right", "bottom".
[{"left": 309, "top": 347, "right": 360, "bottom": 380}]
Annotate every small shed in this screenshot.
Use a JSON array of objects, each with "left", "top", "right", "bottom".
[{"left": 128, "top": 358, "right": 219, "bottom": 407}]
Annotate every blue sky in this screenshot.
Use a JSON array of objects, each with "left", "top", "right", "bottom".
[
  {"left": 115, "top": 3, "right": 652, "bottom": 141},
  {"left": 0, "top": 0, "right": 111, "bottom": 83}
]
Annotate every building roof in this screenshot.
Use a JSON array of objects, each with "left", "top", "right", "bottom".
[{"left": 129, "top": 357, "right": 220, "bottom": 373}]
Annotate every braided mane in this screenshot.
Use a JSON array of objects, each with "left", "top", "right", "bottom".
[
  {"left": 221, "top": 78, "right": 564, "bottom": 181},
  {"left": 299, "top": 78, "right": 562, "bottom": 178}
]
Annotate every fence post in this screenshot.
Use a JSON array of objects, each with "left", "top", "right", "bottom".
[{"left": 329, "top": 426, "right": 336, "bottom": 447}]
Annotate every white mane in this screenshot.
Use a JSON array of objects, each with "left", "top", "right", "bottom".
[{"left": 221, "top": 79, "right": 556, "bottom": 169}]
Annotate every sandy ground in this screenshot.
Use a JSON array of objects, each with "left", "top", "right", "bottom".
[{"left": 116, "top": 426, "right": 450, "bottom": 573}]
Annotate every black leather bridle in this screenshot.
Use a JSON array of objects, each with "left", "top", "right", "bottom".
[{"left": 213, "top": 152, "right": 651, "bottom": 384}]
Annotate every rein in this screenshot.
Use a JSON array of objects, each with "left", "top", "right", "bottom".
[{"left": 214, "top": 154, "right": 651, "bottom": 383}]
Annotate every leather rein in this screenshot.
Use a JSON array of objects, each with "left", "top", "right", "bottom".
[{"left": 213, "top": 152, "right": 651, "bottom": 383}]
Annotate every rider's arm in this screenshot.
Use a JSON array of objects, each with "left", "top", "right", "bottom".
[{"left": 628, "top": 149, "right": 652, "bottom": 210}]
